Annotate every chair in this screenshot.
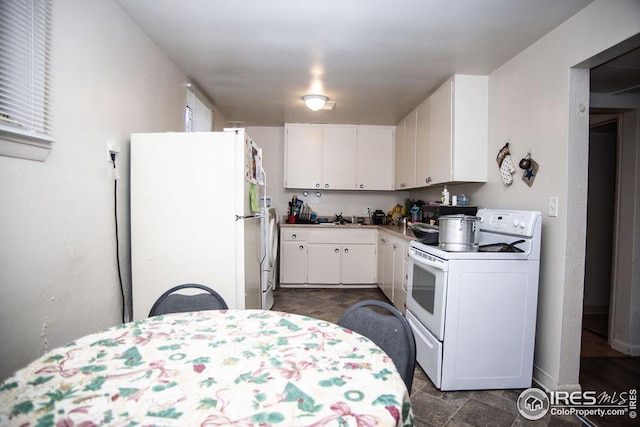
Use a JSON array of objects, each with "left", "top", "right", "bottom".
[
  {"left": 148, "top": 283, "right": 229, "bottom": 317},
  {"left": 337, "top": 300, "right": 416, "bottom": 392}
]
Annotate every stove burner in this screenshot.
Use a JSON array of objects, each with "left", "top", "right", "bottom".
[{"left": 479, "top": 240, "right": 525, "bottom": 253}]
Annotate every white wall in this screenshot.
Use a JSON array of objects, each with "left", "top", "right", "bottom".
[
  {"left": 412, "top": 0, "right": 640, "bottom": 391},
  {"left": 246, "top": 126, "right": 406, "bottom": 222},
  {"left": 0, "top": 0, "right": 187, "bottom": 380}
]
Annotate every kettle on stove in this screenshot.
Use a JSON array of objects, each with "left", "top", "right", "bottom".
[{"left": 372, "top": 209, "right": 386, "bottom": 225}]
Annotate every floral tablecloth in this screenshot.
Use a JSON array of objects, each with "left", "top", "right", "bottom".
[{"left": 0, "top": 310, "right": 413, "bottom": 426}]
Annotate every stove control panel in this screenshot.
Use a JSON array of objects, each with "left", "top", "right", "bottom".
[{"left": 476, "top": 209, "right": 541, "bottom": 237}]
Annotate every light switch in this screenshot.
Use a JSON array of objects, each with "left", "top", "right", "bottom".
[{"left": 548, "top": 197, "right": 558, "bottom": 217}]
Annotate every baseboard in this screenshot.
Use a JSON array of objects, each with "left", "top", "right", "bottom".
[
  {"left": 610, "top": 338, "right": 630, "bottom": 355},
  {"left": 532, "top": 364, "right": 581, "bottom": 392}
]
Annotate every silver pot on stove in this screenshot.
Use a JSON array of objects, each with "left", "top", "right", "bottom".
[{"left": 438, "top": 214, "right": 480, "bottom": 252}]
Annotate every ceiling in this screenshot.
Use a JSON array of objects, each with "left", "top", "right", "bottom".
[
  {"left": 590, "top": 46, "right": 640, "bottom": 95},
  {"left": 115, "top": 0, "right": 596, "bottom": 126}
]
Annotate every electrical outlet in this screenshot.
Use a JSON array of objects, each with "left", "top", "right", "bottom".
[
  {"left": 107, "top": 141, "right": 120, "bottom": 162},
  {"left": 548, "top": 197, "right": 559, "bottom": 217}
]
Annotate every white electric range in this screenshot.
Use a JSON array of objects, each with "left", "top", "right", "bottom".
[{"left": 406, "top": 209, "right": 542, "bottom": 391}]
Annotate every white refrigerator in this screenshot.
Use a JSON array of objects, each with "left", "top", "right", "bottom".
[{"left": 130, "top": 130, "right": 270, "bottom": 320}]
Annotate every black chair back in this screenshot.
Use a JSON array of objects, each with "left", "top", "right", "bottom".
[
  {"left": 337, "top": 300, "right": 416, "bottom": 392},
  {"left": 148, "top": 283, "right": 229, "bottom": 317}
]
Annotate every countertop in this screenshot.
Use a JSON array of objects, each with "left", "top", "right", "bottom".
[{"left": 281, "top": 222, "right": 417, "bottom": 241}]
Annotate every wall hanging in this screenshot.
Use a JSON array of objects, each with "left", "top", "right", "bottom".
[
  {"left": 519, "top": 152, "right": 538, "bottom": 187},
  {"left": 496, "top": 142, "right": 516, "bottom": 185}
]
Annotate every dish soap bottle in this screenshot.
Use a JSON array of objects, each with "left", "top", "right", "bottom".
[{"left": 441, "top": 186, "right": 450, "bottom": 205}]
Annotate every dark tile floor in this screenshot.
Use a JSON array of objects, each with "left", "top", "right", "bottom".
[{"left": 272, "top": 287, "right": 584, "bottom": 427}]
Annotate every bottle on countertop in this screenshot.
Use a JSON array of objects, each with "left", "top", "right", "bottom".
[{"left": 441, "top": 186, "right": 450, "bottom": 206}]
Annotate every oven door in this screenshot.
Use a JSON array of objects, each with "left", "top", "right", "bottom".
[{"left": 407, "top": 247, "right": 448, "bottom": 340}]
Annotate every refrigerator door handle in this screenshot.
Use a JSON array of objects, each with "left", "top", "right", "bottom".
[{"left": 235, "top": 214, "right": 264, "bottom": 221}]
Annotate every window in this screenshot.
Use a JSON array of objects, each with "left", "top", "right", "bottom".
[
  {"left": 0, "top": 0, "right": 54, "bottom": 161},
  {"left": 185, "top": 84, "right": 213, "bottom": 132}
]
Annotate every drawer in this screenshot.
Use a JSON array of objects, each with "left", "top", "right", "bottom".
[
  {"left": 308, "top": 229, "right": 376, "bottom": 244},
  {"left": 281, "top": 229, "right": 307, "bottom": 241},
  {"left": 407, "top": 310, "right": 442, "bottom": 389}
]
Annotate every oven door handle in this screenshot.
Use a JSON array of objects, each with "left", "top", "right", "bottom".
[{"left": 408, "top": 250, "right": 447, "bottom": 271}]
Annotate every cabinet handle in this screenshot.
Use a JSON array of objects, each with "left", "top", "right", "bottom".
[
  {"left": 344, "top": 248, "right": 349, "bottom": 254},
  {"left": 299, "top": 245, "right": 304, "bottom": 250},
  {"left": 393, "top": 243, "right": 398, "bottom": 249},
  {"left": 335, "top": 248, "right": 340, "bottom": 253},
  {"left": 359, "top": 184, "right": 364, "bottom": 189},
  {"left": 325, "top": 183, "right": 329, "bottom": 189},
  {"left": 316, "top": 183, "right": 320, "bottom": 188},
  {"left": 292, "top": 234, "right": 297, "bottom": 239}
]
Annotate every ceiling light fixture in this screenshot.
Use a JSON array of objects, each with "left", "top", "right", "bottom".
[{"left": 302, "top": 94, "right": 328, "bottom": 112}]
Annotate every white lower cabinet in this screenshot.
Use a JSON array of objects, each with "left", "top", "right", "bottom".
[
  {"left": 307, "top": 244, "right": 342, "bottom": 284},
  {"left": 280, "top": 227, "right": 377, "bottom": 286},
  {"left": 280, "top": 228, "right": 308, "bottom": 284},
  {"left": 377, "top": 230, "right": 409, "bottom": 313}
]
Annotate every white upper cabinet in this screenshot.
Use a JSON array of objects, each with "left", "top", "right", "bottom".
[
  {"left": 415, "top": 98, "right": 431, "bottom": 187},
  {"left": 399, "top": 74, "right": 488, "bottom": 189},
  {"left": 284, "top": 124, "right": 322, "bottom": 189},
  {"left": 285, "top": 123, "right": 395, "bottom": 191},
  {"left": 394, "top": 120, "right": 405, "bottom": 190},
  {"left": 357, "top": 125, "right": 395, "bottom": 191},
  {"left": 395, "top": 111, "right": 417, "bottom": 189},
  {"left": 322, "top": 125, "right": 357, "bottom": 190}
]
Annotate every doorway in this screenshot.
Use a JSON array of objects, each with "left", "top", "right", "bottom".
[{"left": 582, "top": 116, "right": 621, "bottom": 357}]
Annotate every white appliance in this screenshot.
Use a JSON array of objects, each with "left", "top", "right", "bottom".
[
  {"left": 131, "top": 130, "right": 267, "bottom": 320},
  {"left": 406, "top": 209, "right": 542, "bottom": 391},
  {"left": 261, "top": 206, "right": 278, "bottom": 310}
]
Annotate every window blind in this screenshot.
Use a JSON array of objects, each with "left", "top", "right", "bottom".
[
  {"left": 186, "top": 85, "right": 213, "bottom": 132},
  {"left": 0, "top": 0, "right": 54, "bottom": 160}
]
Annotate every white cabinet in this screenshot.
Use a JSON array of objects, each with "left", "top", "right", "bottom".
[
  {"left": 391, "top": 239, "right": 408, "bottom": 313},
  {"left": 281, "top": 227, "right": 377, "bottom": 286},
  {"left": 307, "top": 244, "right": 342, "bottom": 283},
  {"left": 280, "top": 229, "right": 308, "bottom": 284},
  {"left": 284, "top": 124, "right": 322, "bottom": 189},
  {"left": 356, "top": 126, "right": 395, "bottom": 191},
  {"left": 285, "top": 123, "right": 394, "bottom": 191},
  {"left": 377, "top": 231, "right": 410, "bottom": 313},
  {"left": 378, "top": 233, "right": 394, "bottom": 300},
  {"left": 399, "top": 74, "right": 488, "bottom": 188},
  {"left": 342, "top": 244, "right": 377, "bottom": 284},
  {"left": 322, "top": 125, "right": 357, "bottom": 190},
  {"left": 395, "top": 112, "right": 417, "bottom": 189},
  {"left": 415, "top": 98, "right": 431, "bottom": 187},
  {"left": 427, "top": 74, "right": 488, "bottom": 185}
]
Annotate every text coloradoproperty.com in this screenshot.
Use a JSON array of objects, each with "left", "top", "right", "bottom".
[{"left": 551, "top": 407, "right": 629, "bottom": 417}]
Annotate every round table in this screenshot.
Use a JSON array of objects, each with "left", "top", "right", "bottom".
[{"left": 0, "top": 310, "right": 413, "bottom": 426}]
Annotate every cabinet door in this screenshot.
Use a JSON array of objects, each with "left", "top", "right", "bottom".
[
  {"left": 377, "top": 233, "right": 386, "bottom": 289},
  {"left": 280, "top": 240, "right": 307, "bottom": 284},
  {"left": 396, "top": 112, "right": 416, "bottom": 189},
  {"left": 356, "top": 126, "right": 394, "bottom": 191},
  {"left": 415, "top": 98, "right": 431, "bottom": 187},
  {"left": 394, "top": 121, "right": 405, "bottom": 190},
  {"left": 285, "top": 124, "right": 322, "bottom": 189},
  {"left": 382, "top": 238, "right": 394, "bottom": 301},
  {"left": 307, "top": 244, "right": 341, "bottom": 284},
  {"left": 342, "top": 245, "right": 376, "bottom": 284},
  {"left": 322, "top": 125, "right": 357, "bottom": 190},
  {"left": 429, "top": 80, "right": 453, "bottom": 185},
  {"left": 403, "top": 111, "right": 417, "bottom": 188},
  {"left": 392, "top": 240, "right": 407, "bottom": 312}
]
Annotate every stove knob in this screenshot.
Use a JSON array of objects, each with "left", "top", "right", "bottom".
[
  {"left": 513, "top": 219, "right": 520, "bottom": 228},
  {"left": 519, "top": 221, "right": 527, "bottom": 229}
]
